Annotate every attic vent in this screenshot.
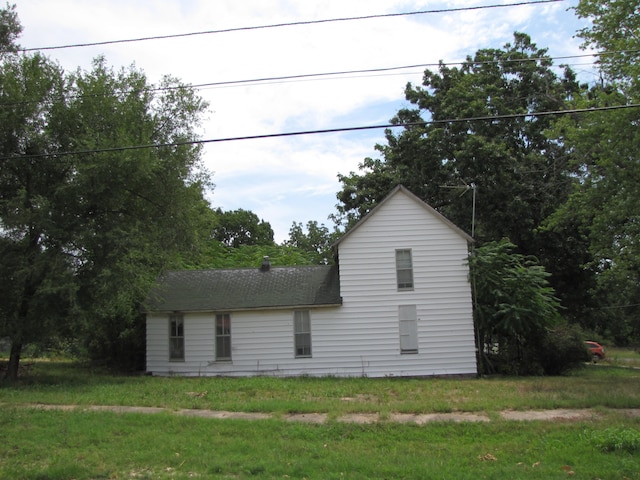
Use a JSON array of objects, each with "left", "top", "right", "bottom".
[{"left": 260, "top": 256, "right": 271, "bottom": 271}]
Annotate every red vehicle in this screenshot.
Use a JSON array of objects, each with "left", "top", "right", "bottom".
[{"left": 585, "top": 341, "right": 605, "bottom": 361}]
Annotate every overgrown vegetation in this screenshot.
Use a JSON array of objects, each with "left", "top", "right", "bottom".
[
  {"left": 2, "top": 0, "right": 640, "bottom": 378},
  {"left": 469, "top": 240, "right": 591, "bottom": 375},
  {"left": 586, "top": 427, "right": 640, "bottom": 454}
]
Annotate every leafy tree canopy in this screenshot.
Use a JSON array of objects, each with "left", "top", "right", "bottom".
[
  {"left": 211, "top": 208, "right": 274, "bottom": 248},
  {"left": 183, "top": 241, "right": 316, "bottom": 269},
  {"left": 335, "top": 33, "right": 580, "bottom": 252},
  {"left": 182, "top": 218, "right": 341, "bottom": 269},
  {"left": 0, "top": 11, "right": 212, "bottom": 377},
  {"left": 334, "top": 32, "right": 595, "bottom": 327},
  {"left": 0, "top": 3, "right": 20, "bottom": 56},
  {"left": 286, "top": 220, "right": 341, "bottom": 265},
  {"left": 545, "top": 0, "right": 640, "bottom": 343},
  {"left": 574, "top": 0, "right": 640, "bottom": 94}
]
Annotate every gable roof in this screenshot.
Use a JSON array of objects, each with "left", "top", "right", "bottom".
[
  {"left": 333, "top": 185, "right": 474, "bottom": 247},
  {"left": 145, "top": 265, "right": 341, "bottom": 313}
]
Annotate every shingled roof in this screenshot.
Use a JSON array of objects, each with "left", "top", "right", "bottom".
[{"left": 145, "top": 264, "right": 341, "bottom": 312}]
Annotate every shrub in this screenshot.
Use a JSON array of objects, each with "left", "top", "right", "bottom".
[
  {"left": 539, "top": 323, "right": 591, "bottom": 375},
  {"left": 470, "top": 240, "right": 563, "bottom": 375},
  {"left": 586, "top": 427, "right": 640, "bottom": 454}
]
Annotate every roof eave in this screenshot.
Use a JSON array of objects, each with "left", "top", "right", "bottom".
[{"left": 146, "top": 301, "right": 344, "bottom": 315}]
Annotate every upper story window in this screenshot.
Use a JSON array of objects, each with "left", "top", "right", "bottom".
[
  {"left": 169, "top": 313, "right": 184, "bottom": 361},
  {"left": 396, "top": 249, "right": 414, "bottom": 291}
]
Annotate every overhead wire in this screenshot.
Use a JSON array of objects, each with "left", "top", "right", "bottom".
[
  {"left": 5, "top": 0, "right": 612, "bottom": 110},
  {"left": 2, "top": 103, "right": 638, "bottom": 161},
  {"left": 3, "top": 0, "right": 622, "bottom": 163},
  {"left": 22, "top": 0, "right": 566, "bottom": 52},
  {"left": 1, "top": 49, "right": 630, "bottom": 109},
  {"left": 170, "top": 51, "right": 624, "bottom": 92}
]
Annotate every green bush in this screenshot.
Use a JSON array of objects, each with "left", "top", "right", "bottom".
[
  {"left": 539, "top": 323, "right": 591, "bottom": 375},
  {"left": 586, "top": 427, "right": 640, "bottom": 453},
  {"left": 470, "top": 240, "right": 563, "bottom": 375}
]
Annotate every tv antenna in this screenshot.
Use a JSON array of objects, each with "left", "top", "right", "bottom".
[{"left": 440, "top": 181, "right": 477, "bottom": 239}]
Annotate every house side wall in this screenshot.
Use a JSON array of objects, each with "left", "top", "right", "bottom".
[
  {"left": 147, "top": 308, "right": 350, "bottom": 377},
  {"left": 334, "top": 190, "right": 477, "bottom": 377},
  {"left": 147, "top": 312, "right": 216, "bottom": 375},
  {"left": 146, "top": 190, "right": 477, "bottom": 378}
]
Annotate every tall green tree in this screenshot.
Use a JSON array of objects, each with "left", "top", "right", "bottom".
[
  {"left": 575, "top": 0, "right": 640, "bottom": 94},
  {"left": 546, "top": 0, "right": 640, "bottom": 342},
  {"left": 211, "top": 208, "right": 274, "bottom": 248},
  {"left": 62, "top": 59, "right": 213, "bottom": 369},
  {"left": 336, "top": 33, "right": 579, "bottom": 250},
  {"left": 335, "top": 33, "right": 591, "bottom": 322},
  {"left": 286, "top": 220, "right": 340, "bottom": 264},
  {"left": 0, "top": 12, "right": 212, "bottom": 377},
  {"left": 0, "top": 48, "right": 77, "bottom": 379},
  {"left": 0, "top": 3, "right": 20, "bottom": 56},
  {"left": 184, "top": 241, "right": 316, "bottom": 269}
]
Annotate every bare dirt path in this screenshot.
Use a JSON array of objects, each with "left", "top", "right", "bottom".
[{"left": 18, "top": 404, "right": 640, "bottom": 424}]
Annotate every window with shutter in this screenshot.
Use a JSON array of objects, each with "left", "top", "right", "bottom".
[{"left": 399, "top": 305, "right": 418, "bottom": 354}]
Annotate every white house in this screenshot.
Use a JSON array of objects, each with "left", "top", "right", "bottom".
[{"left": 145, "top": 185, "right": 477, "bottom": 377}]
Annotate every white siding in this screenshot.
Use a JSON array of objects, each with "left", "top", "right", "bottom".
[
  {"left": 146, "top": 188, "right": 477, "bottom": 377},
  {"left": 333, "top": 189, "right": 477, "bottom": 377},
  {"left": 147, "top": 308, "right": 348, "bottom": 377},
  {"left": 147, "top": 312, "right": 215, "bottom": 376}
]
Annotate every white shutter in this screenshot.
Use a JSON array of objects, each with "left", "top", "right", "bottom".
[{"left": 399, "top": 305, "right": 418, "bottom": 353}]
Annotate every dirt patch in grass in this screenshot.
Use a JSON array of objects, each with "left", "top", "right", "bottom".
[
  {"left": 500, "top": 409, "right": 594, "bottom": 421},
  {"left": 390, "top": 412, "right": 491, "bottom": 424},
  {"left": 22, "top": 403, "right": 639, "bottom": 425},
  {"left": 337, "top": 413, "right": 379, "bottom": 424},
  {"left": 284, "top": 413, "right": 327, "bottom": 423},
  {"left": 340, "top": 394, "right": 376, "bottom": 402}
]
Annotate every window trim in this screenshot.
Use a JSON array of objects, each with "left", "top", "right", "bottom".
[
  {"left": 294, "top": 310, "right": 312, "bottom": 358},
  {"left": 215, "top": 313, "right": 232, "bottom": 361},
  {"left": 395, "top": 249, "right": 414, "bottom": 291},
  {"left": 169, "top": 313, "right": 185, "bottom": 362}
]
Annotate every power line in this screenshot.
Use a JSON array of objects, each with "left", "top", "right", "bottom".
[
  {"left": 175, "top": 51, "right": 617, "bottom": 91},
  {"left": 2, "top": 49, "right": 625, "bottom": 110},
  {"left": 22, "top": 0, "right": 565, "bottom": 52},
  {"left": 3, "top": 103, "right": 637, "bottom": 161}
]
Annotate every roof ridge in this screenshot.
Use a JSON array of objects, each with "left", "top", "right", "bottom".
[{"left": 168, "top": 264, "right": 333, "bottom": 274}]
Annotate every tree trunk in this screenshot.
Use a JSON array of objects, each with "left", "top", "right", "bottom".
[{"left": 5, "top": 341, "right": 22, "bottom": 381}]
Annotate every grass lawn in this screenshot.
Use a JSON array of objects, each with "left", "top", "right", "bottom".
[
  {"left": 2, "top": 359, "right": 640, "bottom": 414},
  {"left": 1, "top": 357, "right": 640, "bottom": 479},
  {"left": 603, "top": 346, "right": 640, "bottom": 368}
]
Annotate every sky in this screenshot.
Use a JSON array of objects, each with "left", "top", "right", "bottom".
[{"left": 14, "top": 0, "right": 596, "bottom": 243}]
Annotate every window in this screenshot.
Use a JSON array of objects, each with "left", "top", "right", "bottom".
[
  {"left": 294, "top": 310, "right": 312, "bottom": 357},
  {"left": 169, "top": 314, "right": 184, "bottom": 361},
  {"left": 399, "top": 305, "right": 418, "bottom": 354},
  {"left": 396, "top": 249, "right": 414, "bottom": 290},
  {"left": 216, "top": 313, "right": 231, "bottom": 360}
]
